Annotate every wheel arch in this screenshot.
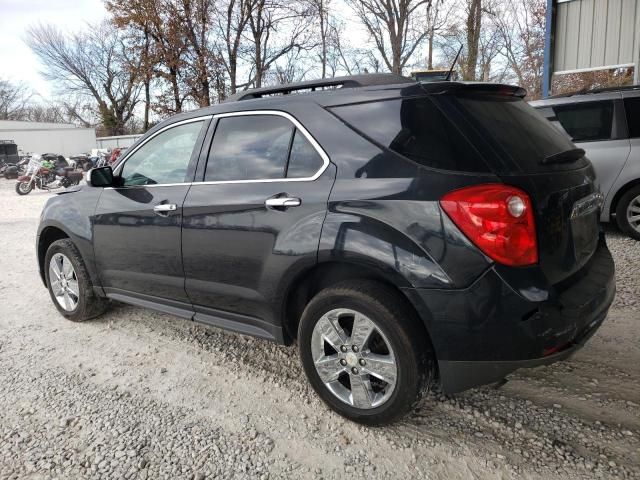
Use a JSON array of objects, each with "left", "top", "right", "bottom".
[
  {"left": 38, "top": 225, "right": 70, "bottom": 286},
  {"left": 610, "top": 178, "right": 640, "bottom": 221},
  {"left": 281, "top": 260, "right": 436, "bottom": 353}
]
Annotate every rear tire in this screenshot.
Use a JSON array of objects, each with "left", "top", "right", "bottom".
[
  {"left": 298, "top": 280, "right": 435, "bottom": 426},
  {"left": 44, "top": 239, "right": 109, "bottom": 321},
  {"left": 616, "top": 185, "right": 640, "bottom": 241},
  {"left": 15, "top": 181, "right": 33, "bottom": 195}
]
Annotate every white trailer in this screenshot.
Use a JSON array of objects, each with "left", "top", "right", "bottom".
[{"left": 0, "top": 120, "right": 97, "bottom": 157}]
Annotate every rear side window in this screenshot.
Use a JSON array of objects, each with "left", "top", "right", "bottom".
[
  {"left": 553, "top": 101, "right": 614, "bottom": 142},
  {"left": 205, "top": 115, "right": 325, "bottom": 181},
  {"left": 624, "top": 97, "right": 640, "bottom": 138},
  {"left": 453, "top": 95, "right": 584, "bottom": 173},
  {"left": 330, "top": 97, "right": 490, "bottom": 172}
]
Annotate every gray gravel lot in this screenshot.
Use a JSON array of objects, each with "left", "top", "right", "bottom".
[{"left": 0, "top": 180, "right": 638, "bottom": 480}]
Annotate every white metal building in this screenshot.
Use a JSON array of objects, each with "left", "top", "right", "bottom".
[
  {"left": 544, "top": 0, "right": 640, "bottom": 95},
  {"left": 0, "top": 120, "right": 97, "bottom": 157},
  {"left": 96, "top": 134, "right": 142, "bottom": 149}
]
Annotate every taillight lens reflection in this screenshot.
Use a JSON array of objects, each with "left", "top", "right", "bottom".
[{"left": 440, "top": 184, "right": 538, "bottom": 267}]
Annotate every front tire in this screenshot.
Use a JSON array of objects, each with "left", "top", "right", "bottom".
[
  {"left": 298, "top": 280, "right": 435, "bottom": 426},
  {"left": 15, "top": 181, "right": 33, "bottom": 195},
  {"left": 44, "top": 239, "right": 109, "bottom": 321},
  {"left": 616, "top": 185, "right": 640, "bottom": 241}
]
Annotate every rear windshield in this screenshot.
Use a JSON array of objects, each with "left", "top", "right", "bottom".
[
  {"left": 451, "top": 95, "right": 587, "bottom": 173},
  {"left": 329, "top": 97, "right": 490, "bottom": 172}
]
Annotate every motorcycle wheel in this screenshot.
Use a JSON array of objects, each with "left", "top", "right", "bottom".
[{"left": 15, "top": 181, "right": 33, "bottom": 195}]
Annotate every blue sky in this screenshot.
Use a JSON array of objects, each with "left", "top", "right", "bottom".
[{"left": 0, "top": 0, "right": 107, "bottom": 99}]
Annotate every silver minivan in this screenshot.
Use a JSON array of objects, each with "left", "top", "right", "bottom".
[{"left": 531, "top": 87, "right": 640, "bottom": 240}]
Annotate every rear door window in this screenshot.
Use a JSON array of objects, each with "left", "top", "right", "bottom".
[
  {"left": 553, "top": 101, "right": 614, "bottom": 142},
  {"left": 205, "top": 115, "right": 325, "bottom": 181},
  {"left": 330, "top": 97, "right": 490, "bottom": 172},
  {"left": 205, "top": 115, "right": 293, "bottom": 181}
]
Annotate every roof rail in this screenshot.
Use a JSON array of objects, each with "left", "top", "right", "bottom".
[
  {"left": 224, "top": 74, "right": 414, "bottom": 102},
  {"left": 550, "top": 84, "right": 640, "bottom": 99}
]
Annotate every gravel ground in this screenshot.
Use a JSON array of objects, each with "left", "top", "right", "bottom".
[{"left": 0, "top": 180, "right": 638, "bottom": 480}]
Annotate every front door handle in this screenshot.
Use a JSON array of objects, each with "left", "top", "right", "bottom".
[
  {"left": 153, "top": 203, "right": 177, "bottom": 215},
  {"left": 265, "top": 197, "right": 301, "bottom": 208}
]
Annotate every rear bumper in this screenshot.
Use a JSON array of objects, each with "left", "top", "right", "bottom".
[
  {"left": 403, "top": 237, "right": 615, "bottom": 394},
  {"left": 437, "top": 308, "right": 606, "bottom": 393}
]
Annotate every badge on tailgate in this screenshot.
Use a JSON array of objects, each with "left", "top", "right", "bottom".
[{"left": 571, "top": 192, "right": 604, "bottom": 220}]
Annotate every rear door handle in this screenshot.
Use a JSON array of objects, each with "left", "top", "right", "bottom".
[
  {"left": 265, "top": 197, "right": 301, "bottom": 208},
  {"left": 153, "top": 203, "right": 177, "bottom": 215}
]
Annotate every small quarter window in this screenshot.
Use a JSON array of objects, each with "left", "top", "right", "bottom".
[
  {"left": 120, "top": 121, "right": 204, "bottom": 186},
  {"left": 206, "top": 115, "right": 293, "bottom": 181},
  {"left": 286, "top": 129, "right": 324, "bottom": 178}
]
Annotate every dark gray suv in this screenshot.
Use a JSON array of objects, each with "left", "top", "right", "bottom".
[{"left": 37, "top": 75, "right": 615, "bottom": 425}]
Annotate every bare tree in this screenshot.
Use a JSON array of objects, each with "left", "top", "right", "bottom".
[
  {"left": 463, "top": 0, "right": 482, "bottom": 80},
  {"left": 425, "top": 0, "right": 453, "bottom": 69},
  {"left": 346, "top": 0, "right": 432, "bottom": 75},
  {"left": 26, "top": 22, "right": 142, "bottom": 135},
  {"left": 307, "top": 0, "right": 331, "bottom": 78},
  {"left": 245, "top": 0, "right": 314, "bottom": 88},
  {"left": 214, "top": 0, "right": 251, "bottom": 95},
  {"left": 271, "top": 49, "right": 311, "bottom": 84},
  {"left": 0, "top": 79, "right": 32, "bottom": 120},
  {"left": 493, "top": 0, "right": 545, "bottom": 98},
  {"left": 172, "top": 0, "right": 227, "bottom": 106}
]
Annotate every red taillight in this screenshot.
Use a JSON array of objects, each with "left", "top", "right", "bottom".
[{"left": 440, "top": 184, "right": 538, "bottom": 267}]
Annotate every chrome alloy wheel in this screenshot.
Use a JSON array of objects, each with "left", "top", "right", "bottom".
[
  {"left": 627, "top": 194, "right": 640, "bottom": 234},
  {"left": 311, "top": 308, "right": 397, "bottom": 409},
  {"left": 49, "top": 253, "right": 79, "bottom": 311}
]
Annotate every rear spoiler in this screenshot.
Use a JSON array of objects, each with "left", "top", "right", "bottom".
[{"left": 419, "top": 82, "right": 527, "bottom": 98}]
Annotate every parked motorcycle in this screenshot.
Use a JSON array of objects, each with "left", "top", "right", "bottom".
[
  {"left": 69, "top": 154, "right": 94, "bottom": 172},
  {"left": 15, "top": 156, "right": 83, "bottom": 195},
  {"left": 4, "top": 156, "right": 30, "bottom": 179}
]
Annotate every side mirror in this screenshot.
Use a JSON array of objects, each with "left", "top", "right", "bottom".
[{"left": 86, "top": 166, "right": 114, "bottom": 187}]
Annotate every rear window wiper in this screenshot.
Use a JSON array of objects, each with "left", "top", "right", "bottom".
[{"left": 542, "top": 148, "right": 585, "bottom": 165}]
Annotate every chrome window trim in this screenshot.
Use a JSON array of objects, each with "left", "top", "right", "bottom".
[
  {"left": 194, "top": 110, "right": 330, "bottom": 185},
  {"left": 106, "top": 110, "right": 330, "bottom": 189}
]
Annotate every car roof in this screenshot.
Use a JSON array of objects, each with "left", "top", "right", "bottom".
[
  {"left": 151, "top": 75, "right": 527, "bottom": 133},
  {"left": 530, "top": 84, "right": 640, "bottom": 107}
]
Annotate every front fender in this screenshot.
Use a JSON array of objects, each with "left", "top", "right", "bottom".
[{"left": 37, "top": 187, "right": 103, "bottom": 292}]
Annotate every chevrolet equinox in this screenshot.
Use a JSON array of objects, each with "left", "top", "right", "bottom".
[{"left": 37, "top": 74, "right": 616, "bottom": 425}]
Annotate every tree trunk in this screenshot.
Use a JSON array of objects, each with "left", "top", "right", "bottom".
[
  {"left": 254, "top": 35, "right": 263, "bottom": 87},
  {"left": 170, "top": 66, "right": 182, "bottom": 112},
  {"left": 229, "top": 53, "right": 237, "bottom": 94},
  {"left": 143, "top": 28, "right": 151, "bottom": 131},
  {"left": 143, "top": 79, "right": 150, "bottom": 131},
  {"left": 320, "top": 0, "right": 327, "bottom": 78},
  {"left": 464, "top": 0, "right": 482, "bottom": 81},
  {"left": 427, "top": 33, "right": 434, "bottom": 70}
]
